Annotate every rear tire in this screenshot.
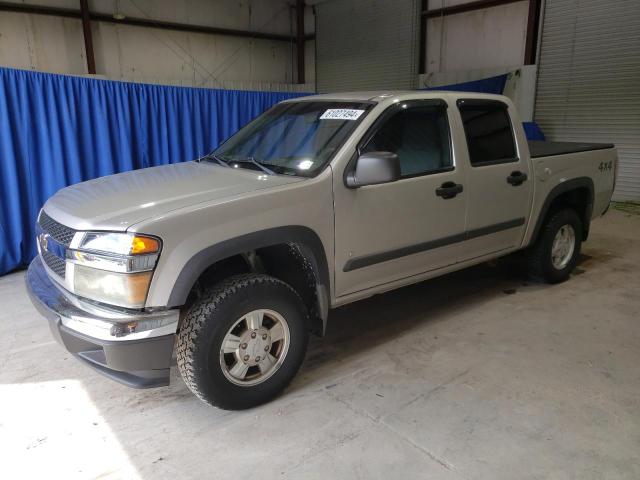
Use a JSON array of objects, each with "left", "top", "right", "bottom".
[
  {"left": 526, "top": 208, "right": 582, "bottom": 284},
  {"left": 177, "top": 274, "right": 309, "bottom": 410}
]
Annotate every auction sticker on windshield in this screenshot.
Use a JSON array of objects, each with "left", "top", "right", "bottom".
[{"left": 320, "top": 109, "right": 365, "bottom": 120}]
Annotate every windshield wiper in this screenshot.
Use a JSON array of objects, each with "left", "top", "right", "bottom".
[
  {"left": 200, "top": 153, "right": 230, "bottom": 168},
  {"left": 230, "top": 157, "right": 276, "bottom": 176}
]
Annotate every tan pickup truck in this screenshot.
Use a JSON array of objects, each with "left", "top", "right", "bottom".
[{"left": 27, "top": 91, "right": 617, "bottom": 409}]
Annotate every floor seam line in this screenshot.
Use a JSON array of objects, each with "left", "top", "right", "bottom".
[{"left": 325, "top": 389, "right": 467, "bottom": 478}]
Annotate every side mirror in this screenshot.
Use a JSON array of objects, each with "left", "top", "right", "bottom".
[{"left": 345, "top": 151, "right": 400, "bottom": 188}]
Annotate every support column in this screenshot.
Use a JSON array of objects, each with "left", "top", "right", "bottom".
[
  {"left": 296, "top": 0, "right": 305, "bottom": 84},
  {"left": 79, "top": 0, "right": 96, "bottom": 74}
]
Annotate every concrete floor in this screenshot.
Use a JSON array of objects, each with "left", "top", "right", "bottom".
[{"left": 1, "top": 208, "right": 639, "bottom": 479}]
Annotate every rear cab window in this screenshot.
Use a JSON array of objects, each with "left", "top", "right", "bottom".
[{"left": 457, "top": 99, "right": 518, "bottom": 166}]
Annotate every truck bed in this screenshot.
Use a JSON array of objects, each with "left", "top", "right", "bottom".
[{"left": 528, "top": 140, "right": 614, "bottom": 159}]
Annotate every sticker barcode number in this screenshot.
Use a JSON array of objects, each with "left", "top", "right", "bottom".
[{"left": 319, "top": 109, "right": 365, "bottom": 121}]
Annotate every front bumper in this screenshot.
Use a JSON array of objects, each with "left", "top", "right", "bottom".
[{"left": 26, "top": 256, "right": 179, "bottom": 388}]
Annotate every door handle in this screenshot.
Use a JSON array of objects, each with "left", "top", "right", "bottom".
[
  {"left": 507, "top": 171, "right": 528, "bottom": 186},
  {"left": 435, "top": 181, "right": 463, "bottom": 199}
]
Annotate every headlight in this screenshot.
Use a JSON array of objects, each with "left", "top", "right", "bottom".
[
  {"left": 68, "top": 232, "right": 161, "bottom": 308},
  {"left": 79, "top": 232, "right": 160, "bottom": 256}
]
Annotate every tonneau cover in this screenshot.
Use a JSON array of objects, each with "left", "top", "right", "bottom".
[{"left": 528, "top": 140, "right": 614, "bottom": 159}]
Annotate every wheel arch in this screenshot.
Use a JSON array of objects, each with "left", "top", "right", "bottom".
[
  {"left": 530, "top": 177, "right": 594, "bottom": 245},
  {"left": 168, "top": 226, "right": 331, "bottom": 334}
]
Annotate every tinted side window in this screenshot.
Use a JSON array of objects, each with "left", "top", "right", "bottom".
[
  {"left": 458, "top": 101, "right": 517, "bottom": 166},
  {"left": 362, "top": 105, "right": 452, "bottom": 177}
]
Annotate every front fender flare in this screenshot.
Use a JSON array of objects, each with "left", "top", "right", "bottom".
[{"left": 167, "top": 226, "right": 331, "bottom": 327}]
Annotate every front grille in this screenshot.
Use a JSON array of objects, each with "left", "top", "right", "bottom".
[
  {"left": 39, "top": 211, "right": 76, "bottom": 246},
  {"left": 42, "top": 250, "right": 66, "bottom": 278}
]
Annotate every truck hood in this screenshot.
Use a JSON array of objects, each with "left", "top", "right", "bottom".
[{"left": 44, "top": 161, "right": 304, "bottom": 231}]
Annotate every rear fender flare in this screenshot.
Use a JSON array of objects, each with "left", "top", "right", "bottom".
[{"left": 529, "top": 177, "right": 594, "bottom": 244}]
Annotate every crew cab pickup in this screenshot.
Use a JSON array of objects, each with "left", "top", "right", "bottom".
[{"left": 27, "top": 91, "right": 617, "bottom": 409}]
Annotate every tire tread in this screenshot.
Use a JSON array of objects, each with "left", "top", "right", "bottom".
[
  {"left": 526, "top": 207, "right": 582, "bottom": 283},
  {"left": 176, "top": 274, "right": 305, "bottom": 407}
]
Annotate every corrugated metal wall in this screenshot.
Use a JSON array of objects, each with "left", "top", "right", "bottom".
[
  {"left": 315, "top": 0, "right": 419, "bottom": 92},
  {"left": 534, "top": 0, "right": 640, "bottom": 201}
]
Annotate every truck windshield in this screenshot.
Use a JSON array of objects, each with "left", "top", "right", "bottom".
[{"left": 210, "top": 101, "right": 372, "bottom": 177}]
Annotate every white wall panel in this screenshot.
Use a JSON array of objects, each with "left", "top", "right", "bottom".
[
  {"left": 0, "top": 12, "right": 86, "bottom": 74},
  {"left": 88, "top": 0, "right": 292, "bottom": 35},
  {"left": 91, "top": 22, "right": 295, "bottom": 87},
  {"left": 426, "top": 1, "right": 529, "bottom": 73},
  {"left": 0, "top": 0, "right": 315, "bottom": 92}
]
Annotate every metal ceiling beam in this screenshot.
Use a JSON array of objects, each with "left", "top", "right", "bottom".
[
  {"left": 0, "top": 1, "right": 315, "bottom": 43},
  {"left": 422, "top": 0, "right": 525, "bottom": 18},
  {"left": 79, "top": 0, "right": 96, "bottom": 74}
]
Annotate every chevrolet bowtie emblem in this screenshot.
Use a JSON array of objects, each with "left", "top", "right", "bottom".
[
  {"left": 39, "top": 233, "right": 50, "bottom": 252},
  {"left": 39, "top": 233, "right": 65, "bottom": 259}
]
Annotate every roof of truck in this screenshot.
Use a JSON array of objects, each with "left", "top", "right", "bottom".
[
  {"left": 287, "top": 90, "right": 509, "bottom": 103},
  {"left": 301, "top": 91, "right": 416, "bottom": 101}
]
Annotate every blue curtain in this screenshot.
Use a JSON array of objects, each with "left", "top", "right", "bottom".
[
  {"left": 523, "top": 122, "right": 546, "bottom": 141},
  {"left": 421, "top": 73, "right": 509, "bottom": 95},
  {"left": 0, "top": 67, "right": 310, "bottom": 275}
]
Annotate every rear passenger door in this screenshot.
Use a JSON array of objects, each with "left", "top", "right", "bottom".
[{"left": 457, "top": 99, "right": 533, "bottom": 258}]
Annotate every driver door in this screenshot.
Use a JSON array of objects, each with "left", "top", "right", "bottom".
[{"left": 333, "top": 100, "right": 468, "bottom": 297}]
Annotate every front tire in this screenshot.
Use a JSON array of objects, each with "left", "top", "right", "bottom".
[
  {"left": 526, "top": 208, "right": 582, "bottom": 284},
  {"left": 177, "top": 274, "right": 309, "bottom": 410}
]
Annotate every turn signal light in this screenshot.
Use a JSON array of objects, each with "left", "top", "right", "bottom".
[{"left": 131, "top": 235, "right": 160, "bottom": 255}]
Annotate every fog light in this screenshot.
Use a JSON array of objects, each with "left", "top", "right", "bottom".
[{"left": 74, "top": 265, "right": 153, "bottom": 308}]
